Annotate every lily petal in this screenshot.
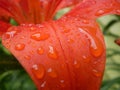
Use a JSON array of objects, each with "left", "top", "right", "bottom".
[
  {"left": 1, "top": 0, "right": 120, "bottom": 90},
  {"left": 64, "top": 0, "right": 120, "bottom": 20},
  {"left": 0, "top": 0, "right": 82, "bottom": 24},
  {"left": 0, "top": 0, "right": 27, "bottom": 23}
]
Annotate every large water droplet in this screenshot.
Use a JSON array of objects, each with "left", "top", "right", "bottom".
[
  {"left": 5, "top": 30, "right": 17, "bottom": 39},
  {"left": 79, "top": 28, "right": 103, "bottom": 57},
  {"left": 15, "top": 43, "right": 25, "bottom": 51},
  {"left": 47, "top": 68, "right": 57, "bottom": 78},
  {"left": 89, "top": 39, "right": 104, "bottom": 57},
  {"left": 32, "top": 64, "right": 45, "bottom": 79},
  {"left": 48, "top": 46, "right": 58, "bottom": 60},
  {"left": 31, "top": 32, "right": 50, "bottom": 41},
  {"left": 37, "top": 47, "right": 44, "bottom": 55}
]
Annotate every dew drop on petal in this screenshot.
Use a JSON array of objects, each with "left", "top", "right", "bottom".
[
  {"left": 67, "top": 39, "right": 74, "bottom": 43},
  {"left": 5, "top": 30, "right": 17, "bottom": 39},
  {"left": 28, "top": 24, "right": 33, "bottom": 27},
  {"left": 37, "top": 47, "right": 44, "bottom": 55},
  {"left": 95, "top": 10, "right": 105, "bottom": 16},
  {"left": 21, "top": 24, "right": 25, "bottom": 26},
  {"left": 82, "top": 20, "right": 89, "bottom": 24},
  {"left": 92, "top": 69, "right": 102, "bottom": 77},
  {"left": 82, "top": 56, "right": 90, "bottom": 63},
  {"left": 60, "top": 80, "right": 65, "bottom": 87},
  {"left": 47, "top": 68, "right": 57, "bottom": 78},
  {"left": 24, "top": 55, "right": 31, "bottom": 60},
  {"left": 15, "top": 43, "right": 25, "bottom": 51},
  {"left": 117, "top": 10, "right": 120, "bottom": 13},
  {"left": 30, "top": 50, "right": 34, "bottom": 55},
  {"left": 4, "top": 41, "right": 10, "bottom": 48},
  {"left": 62, "top": 29, "right": 70, "bottom": 33},
  {"left": 48, "top": 46, "right": 58, "bottom": 60},
  {"left": 30, "top": 27, "right": 36, "bottom": 31},
  {"left": 20, "top": 36, "right": 25, "bottom": 39},
  {"left": 32, "top": 64, "right": 45, "bottom": 79},
  {"left": 41, "top": 81, "right": 46, "bottom": 88},
  {"left": 36, "top": 24, "right": 44, "bottom": 28},
  {"left": 31, "top": 32, "right": 50, "bottom": 41},
  {"left": 60, "top": 80, "right": 64, "bottom": 83},
  {"left": 90, "top": 40, "right": 104, "bottom": 57},
  {"left": 74, "top": 60, "right": 80, "bottom": 68}
]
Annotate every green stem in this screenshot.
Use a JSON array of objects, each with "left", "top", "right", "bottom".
[{"left": 0, "top": 41, "right": 23, "bottom": 74}]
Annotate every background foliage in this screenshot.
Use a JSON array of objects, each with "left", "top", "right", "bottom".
[{"left": 0, "top": 8, "right": 120, "bottom": 90}]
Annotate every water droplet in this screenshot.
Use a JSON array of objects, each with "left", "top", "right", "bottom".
[
  {"left": 30, "top": 27, "right": 36, "bottom": 31},
  {"left": 47, "top": 68, "right": 57, "bottom": 78},
  {"left": 60, "top": 80, "right": 64, "bottom": 83},
  {"left": 67, "top": 39, "right": 74, "bottom": 43},
  {"left": 90, "top": 42, "right": 104, "bottom": 57},
  {"left": 41, "top": 81, "right": 46, "bottom": 88},
  {"left": 15, "top": 43, "right": 25, "bottom": 50},
  {"left": 31, "top": 32, "right": 50, "bottom": 41},
  {"left": 20, "top": 36, "right": 25, "bottom": 39},
  {"left": 37, "top": 47, "right": 44, "bottom": 55},
  {"left": 60, "top": 80, "right": 65, "bottom": 87},
  {"left": 5, "top": 30, "right": 17, "bottom": 39},
  {"left": 95, "top": 10, "right": 105, "bottom": 16},
  {"left": 74, "top": 60, "right": 80, "bottom": 68},
  {"left": 82, "top": 20, "right": 89, "bottom": 24},
  {"left": 4, "top": 41, "right": 10, "bottom": 48},
  {"left": 62, "top": 29, "right": 70, "bottom": 33},
  {"left": 92, "top": 69, "right": 102, "bottom": 77},
  {"left": 79, "top": 28, "right": 96, "bottom": 49},
  {"left": 21, "top": 24, "right": 26, "bottom": 26},
  {"left": 32, "top": 64, "right": 45, "bottom": 79},
  {"left": 79, "top": 28, "right": 103, "bottom": 57},
  {"left": 28, "top": 24, "right": 33, "bottom": 27},
  {"left": 117, "top": 10, "right": 120, "bottom": 13},
  {"left": 48, "top": 46, "right": 58, "bottom": 60},
  {"left": 30, "top": 50, "right": 34, "bottom": 55},
  {"left": 36, "top": 24, "right": 44, "bottom": 28},
  {"left": 82, "top": 56, "right": 90, "bottom": 63},
  {"left": 24, "top": 55, "right": 31, "bottom": 60}
]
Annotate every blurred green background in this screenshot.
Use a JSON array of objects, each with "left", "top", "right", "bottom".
[{"left": 0, "top": 8, "right": 120, "bottom": 90}]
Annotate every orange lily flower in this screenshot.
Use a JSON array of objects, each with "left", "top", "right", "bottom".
[{"left": 0, "top": 0, "right": 120, "bottom": 90}]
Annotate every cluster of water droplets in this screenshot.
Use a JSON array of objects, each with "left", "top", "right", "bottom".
[
  {"left": 78, "top": 27, "right": 104, "bottom": 77},
  {"left": 31, "top": 63, "right": 67, "bottom": 88},
  {"left": 2, "top": 21, "right": 105, "bottom": 89}
]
